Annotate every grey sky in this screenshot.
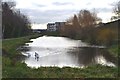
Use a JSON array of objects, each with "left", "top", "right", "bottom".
[{"left": 4, "top": 0, "right": 118, "bottom": 29}]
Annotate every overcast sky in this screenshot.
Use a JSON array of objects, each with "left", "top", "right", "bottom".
[{"left": 4, "top": 0, "right": 118, "bottom": 29}]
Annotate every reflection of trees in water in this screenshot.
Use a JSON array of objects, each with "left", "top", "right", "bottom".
[
  {"left": 101, "top": 49, "right": 117, "bottom": 65},
  {"left": 68, "top": 47, "right": 117, "bottom": 66},
  {"left": 78, "top": 47, "right": 98, "bottom": 66}
]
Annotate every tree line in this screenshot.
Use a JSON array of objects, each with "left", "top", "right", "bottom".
[
  {"left": 60, "top": 10, "right": 102, "bottom": 43},
  {"left": 2, "top": 2, "right": 32, "bottom": 39},
  {"left": 60, "top": 1, "right": 119, "bottom": 46}
]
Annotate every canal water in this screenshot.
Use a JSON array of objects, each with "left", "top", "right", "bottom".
[{"left": 21, "top": 36, "right": 116, "bottom": 68}]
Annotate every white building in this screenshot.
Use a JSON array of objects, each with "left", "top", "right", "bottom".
[
  {"left": 47, "top": 22, "right": 65, "bottom": 31},
  {"left": 47, "top": 23, "right": 56, "bottom": 31}
]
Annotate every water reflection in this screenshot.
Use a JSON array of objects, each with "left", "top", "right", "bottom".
[
  {"left": 21, "top": 36, "right": 116, "bottom": 68},
  {"left": 68, "top": 47, "right": 117, "bottom": 67}
]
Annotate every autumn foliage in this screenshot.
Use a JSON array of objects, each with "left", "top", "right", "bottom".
[
  {"left": 60, "top": 9, "right": 118, "bottom": 46},
  {"left": 60, "top": 10, "right": 101, "bottom": 39},
  {"left": 97, "top": 29, "right": 116, "bottom": 46}
]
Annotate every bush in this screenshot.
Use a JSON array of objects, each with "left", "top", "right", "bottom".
[{"left": 97, "top": 29, "right": 116, "bottom": 46}]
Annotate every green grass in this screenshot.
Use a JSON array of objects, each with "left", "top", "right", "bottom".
[
  {"left": 2, "top": 34, "right": 118, "bottom": 78},
  {"left": 108, "top": 44, "right": 119, "bottom": 57},
  {"left": 2, "top": 63, "right": 118, "bottom": 78},
  {"left": 45, "top": 31, "right": 60, "bottom": 36},
  {"left": 2, "top": 34, "right": 41, "bottom": 58}
]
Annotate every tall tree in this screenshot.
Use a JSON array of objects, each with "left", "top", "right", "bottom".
[
  {"left": 72, "top": 14, "right": 80, "bottom": 29},
  {"left": 2, "top": 1, "right": 31, "bottom": 38},
  {"left": 78, "top": 10, "right": 101, "bottom": 27},
  {"left": 60, "top": 9, "right": 101, "bottom": 39},
  {"left": 61, "top": 14, "right": 81, "bottom": 38}
]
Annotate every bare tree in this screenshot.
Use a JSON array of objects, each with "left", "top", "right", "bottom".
[
  {"left": 78, "top": 10, "right": 101, "bottom": 27},
  {"left": 111, "top": 1, "right": 120, "bottom": 20},
  {"left": 2, "top": 1, "right": 31, "bottom": 38},
  {"left": 60, "top": 9, "right": 101, "bottom": 40}
]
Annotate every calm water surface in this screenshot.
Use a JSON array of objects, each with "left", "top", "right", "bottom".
[{"left": 21, "top": 36, "right": 116, "bottom": 68}]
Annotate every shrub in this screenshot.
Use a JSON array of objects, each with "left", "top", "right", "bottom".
[{"left": 97, "top": 29, "right": 116, "bottom": 46}]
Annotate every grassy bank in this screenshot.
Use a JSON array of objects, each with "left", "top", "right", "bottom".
[
  {"left": 2, "top": 34, "right": 41, "bottom": 57},
  {"left": 108, "top": 44, "right": 119, "bottom": 58},
  {"left": 2, "top": 34, "right": 118, "bottom": 78},
  {"left": 2, "top": 64, "right": 118, "bottom": 78},
  {"left": 2, "top": 34, "right": 41, "bottom": 78}
]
